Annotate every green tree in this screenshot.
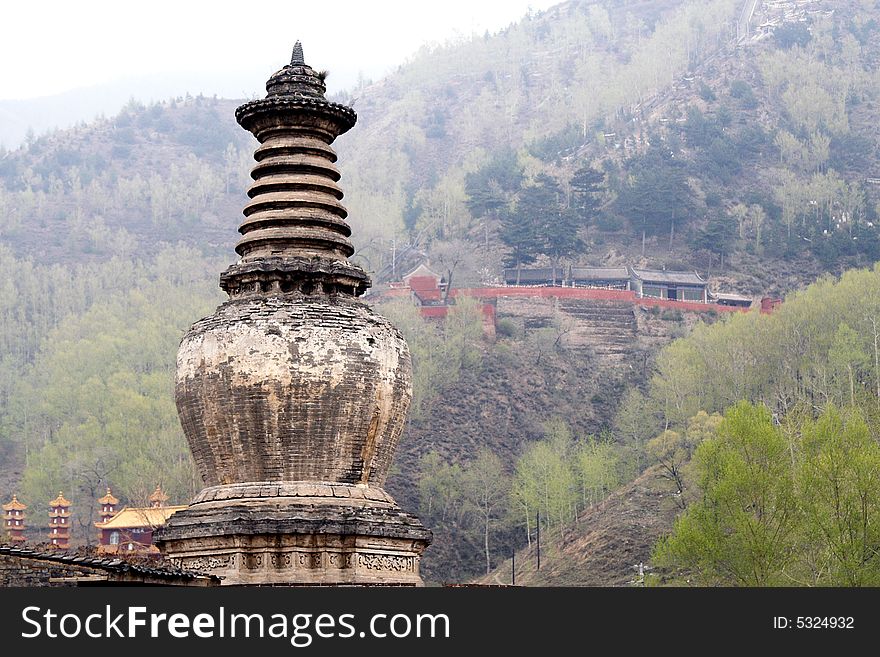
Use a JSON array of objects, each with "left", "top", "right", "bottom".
[
  {"left": 464, "top": 147, "right": 523, "bottom": 219},
  {"left": 613, "top": 388, "right": 661, "bottom": 472},
  {"left": 774, "top": 23, "right": 811, "bottom": 49},
  {"left": 646, "top": 429, "right": 689, "bottom": 502},
  {"left": 693, "top": 212, "right": 737, "bottom": 262},
  {"left": 501, "top": 174, "right": 578, "bottom": 270},
  {"left": 828, "top": 323, "right": 869, "bottom": 407},
  {"left": 748, "top": 204, "right": 767, "bottom": 251},
  {"left": 614, "top": 144, "right": 694, "bottom": 252},
  {"left": 511, "top": 419, "right": 582, "bottom": 543},
  {"left": 645, "top": 410, "right": 722, "bottom": 505},
  {"left": 513, "top": 173, "right": 585, "bottom": 270},
  {"left": 498, "top": 204, "right": 543, "bottom": 269},
  {"left": 445, "top": 295, "right": 485, "bottom": 373},
  {"left": 654, "top": 402, "right": 800, "bottom": 585},
  {"left": 798, "top": 407, "right": 880, "bottom": 586},
  {"left": 685, "top": 410, "right": 723, "bottom": 446},
  {"left": 418, "top": 450, "right": 463, "bottom": 522},
  {"left": 569, "top": 165, "right": 604, "bottom": 225},
  {"left": 572, "top": 436, "right": 619, "bottom": 509}
]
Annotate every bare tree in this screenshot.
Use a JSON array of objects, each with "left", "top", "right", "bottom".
[{"left": 461, "top": 449, "right": 510, "bottom": 575}]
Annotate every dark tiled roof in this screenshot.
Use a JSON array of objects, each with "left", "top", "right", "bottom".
[
  {"left": 710, "top": 292, "right": 753, "bottom": 303},
  {"left": 630, "top": 268, "right": 706, "bottom": 286},
  {"left": 502, "top": 268, "right": 564, "bottom": 282},
  {"left": 0, "top": 544, "right": 218, "bottom": 581},
  {"left": 570, "top": 267, "right": 629, "bottom": 280}
]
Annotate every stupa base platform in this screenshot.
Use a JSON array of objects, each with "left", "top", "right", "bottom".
[{"left": 155, "top": 481, "right": 431, "bottom": 586}]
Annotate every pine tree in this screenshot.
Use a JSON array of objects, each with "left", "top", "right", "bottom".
[
  {"left": 615, "top": 144, "right": 694, "bottom": 251},
  {"left": 464, "top": 147, "right": 524, "bottom": 219},
  {"left": 569, "top": 165, "right": 604, "bottom": 225},
  {"left": 499, "top": 205, "right": 542, "bottom": 268},
  {"left": 501, "top": 173, "right": 586, "bottom": 270}
]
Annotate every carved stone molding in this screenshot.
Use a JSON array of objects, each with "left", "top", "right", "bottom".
[
  {"left": 177, "top": 554, "right": 235, "bottom": 571},
  {"left": 358, "top": 553, "right": 415, "bottom": 573}
]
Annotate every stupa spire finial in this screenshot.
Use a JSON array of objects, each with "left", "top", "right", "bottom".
[
  {"left": 230, "top": 42, "right": 365, "bottom": 298},
  {"left": 291, "top": 40, "right": 304, "bottom": 65}
]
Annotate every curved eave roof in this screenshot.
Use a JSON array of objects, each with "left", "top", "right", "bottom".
[
  {"left": 2, "top": 497, "right": 27, "bottom": 511},
  {"left": 94, "top": 505, "right": 187, "bottom": 530},
  {"left": 630, "top": 268, "right": 706, "bottom": 286}
]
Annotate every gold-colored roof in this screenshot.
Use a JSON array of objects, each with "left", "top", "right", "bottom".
[
  {"left": 2, "top": 495, "right": 26, "bottom": 511},
  {"left": 49, "top": 491, "right": 71, "bottom": 507},
  {"left": 94, "top": 505, "right": 186, "bottom": 530},
  {"left": 148, "top": 485, "right": 169, "bottom": 505},
  {"left": 98, "top": 488, "right": 119, "bottom": 505}
]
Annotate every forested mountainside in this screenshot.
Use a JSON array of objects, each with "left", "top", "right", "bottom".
[
  {"left": 2, "top": 0, "right": 877, "bottom": 280},
  {"left": 338, "top": 0, "right": 880, "bottom": 289},
  {"left": 0, "top": 96, "right": 250, "bottom": 263},
  {"left": 483, "top": 264, "right": 880, "bottom": 586},
  {"left": 1, "top": 0, "right": 879, "bottom": 583}
]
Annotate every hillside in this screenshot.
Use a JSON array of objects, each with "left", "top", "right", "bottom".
[
  {"left": 0, "top": 95, "right": 250, "bottom": 264},
  {"left": 0, "top": 0, "right": 876, "bottom": 284},
  {"left": 385, "top": 295, "right": 718, "bottom": 582},
  {"left": 336, "top": 0, "right": 880, "bottom": 288},
  {"left": 478, "top": 465, "right": 679, "bottom": 586},
  {"left": 479, "top": 261, "right": 880, "bottom": 587}
]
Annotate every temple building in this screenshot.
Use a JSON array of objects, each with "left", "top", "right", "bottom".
[
  {"left": 148, "top": 485, "right": 169, "bottom": 508},
  {"left": 0, "top": 489, "right": 214, "bottom": 586},
  {"left": 97, "top": 488, "right": 119, "bottom": 524},
  {"left": 156, "top": 42, "right": 431, "bottom": 585},
  {"left": 400, "top": 263, "right": 446, "bottom": 305},
  {"left": 569, "top": 267, "right": 630, "bottom": 290},
  {"left": 709, "top": 291, "right": 753, "bottom": 308},
  {"left": 389, "top": 263, "right": 496, "bottom": 337},
  {"left": 95, "top": 486, "right": 185, "bottom": 555},
  {"left": 3, "top": 495, "right": 27, "bottom": 544},
  {"left": 629, "top": 267, "right": 708, "bottom": 302},
  {"left": 47, "top": 492, "right": 71, "bottom": 549}
]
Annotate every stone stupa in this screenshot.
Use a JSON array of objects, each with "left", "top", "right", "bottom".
[{"left": 155, "top": 42, "right": 431, "bottom": 586}]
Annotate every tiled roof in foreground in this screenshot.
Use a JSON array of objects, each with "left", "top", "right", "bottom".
[{"left": 0, "top": 543, "right": 218, "bottom": 582}]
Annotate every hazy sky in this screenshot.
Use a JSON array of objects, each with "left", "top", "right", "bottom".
[{"left": 2, "top": 0, "right": 560, "bottom": 100}]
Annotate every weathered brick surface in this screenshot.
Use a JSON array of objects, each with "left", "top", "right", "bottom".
[{"left": 176, "top": 295, "right": 412, "bottom": 488}]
